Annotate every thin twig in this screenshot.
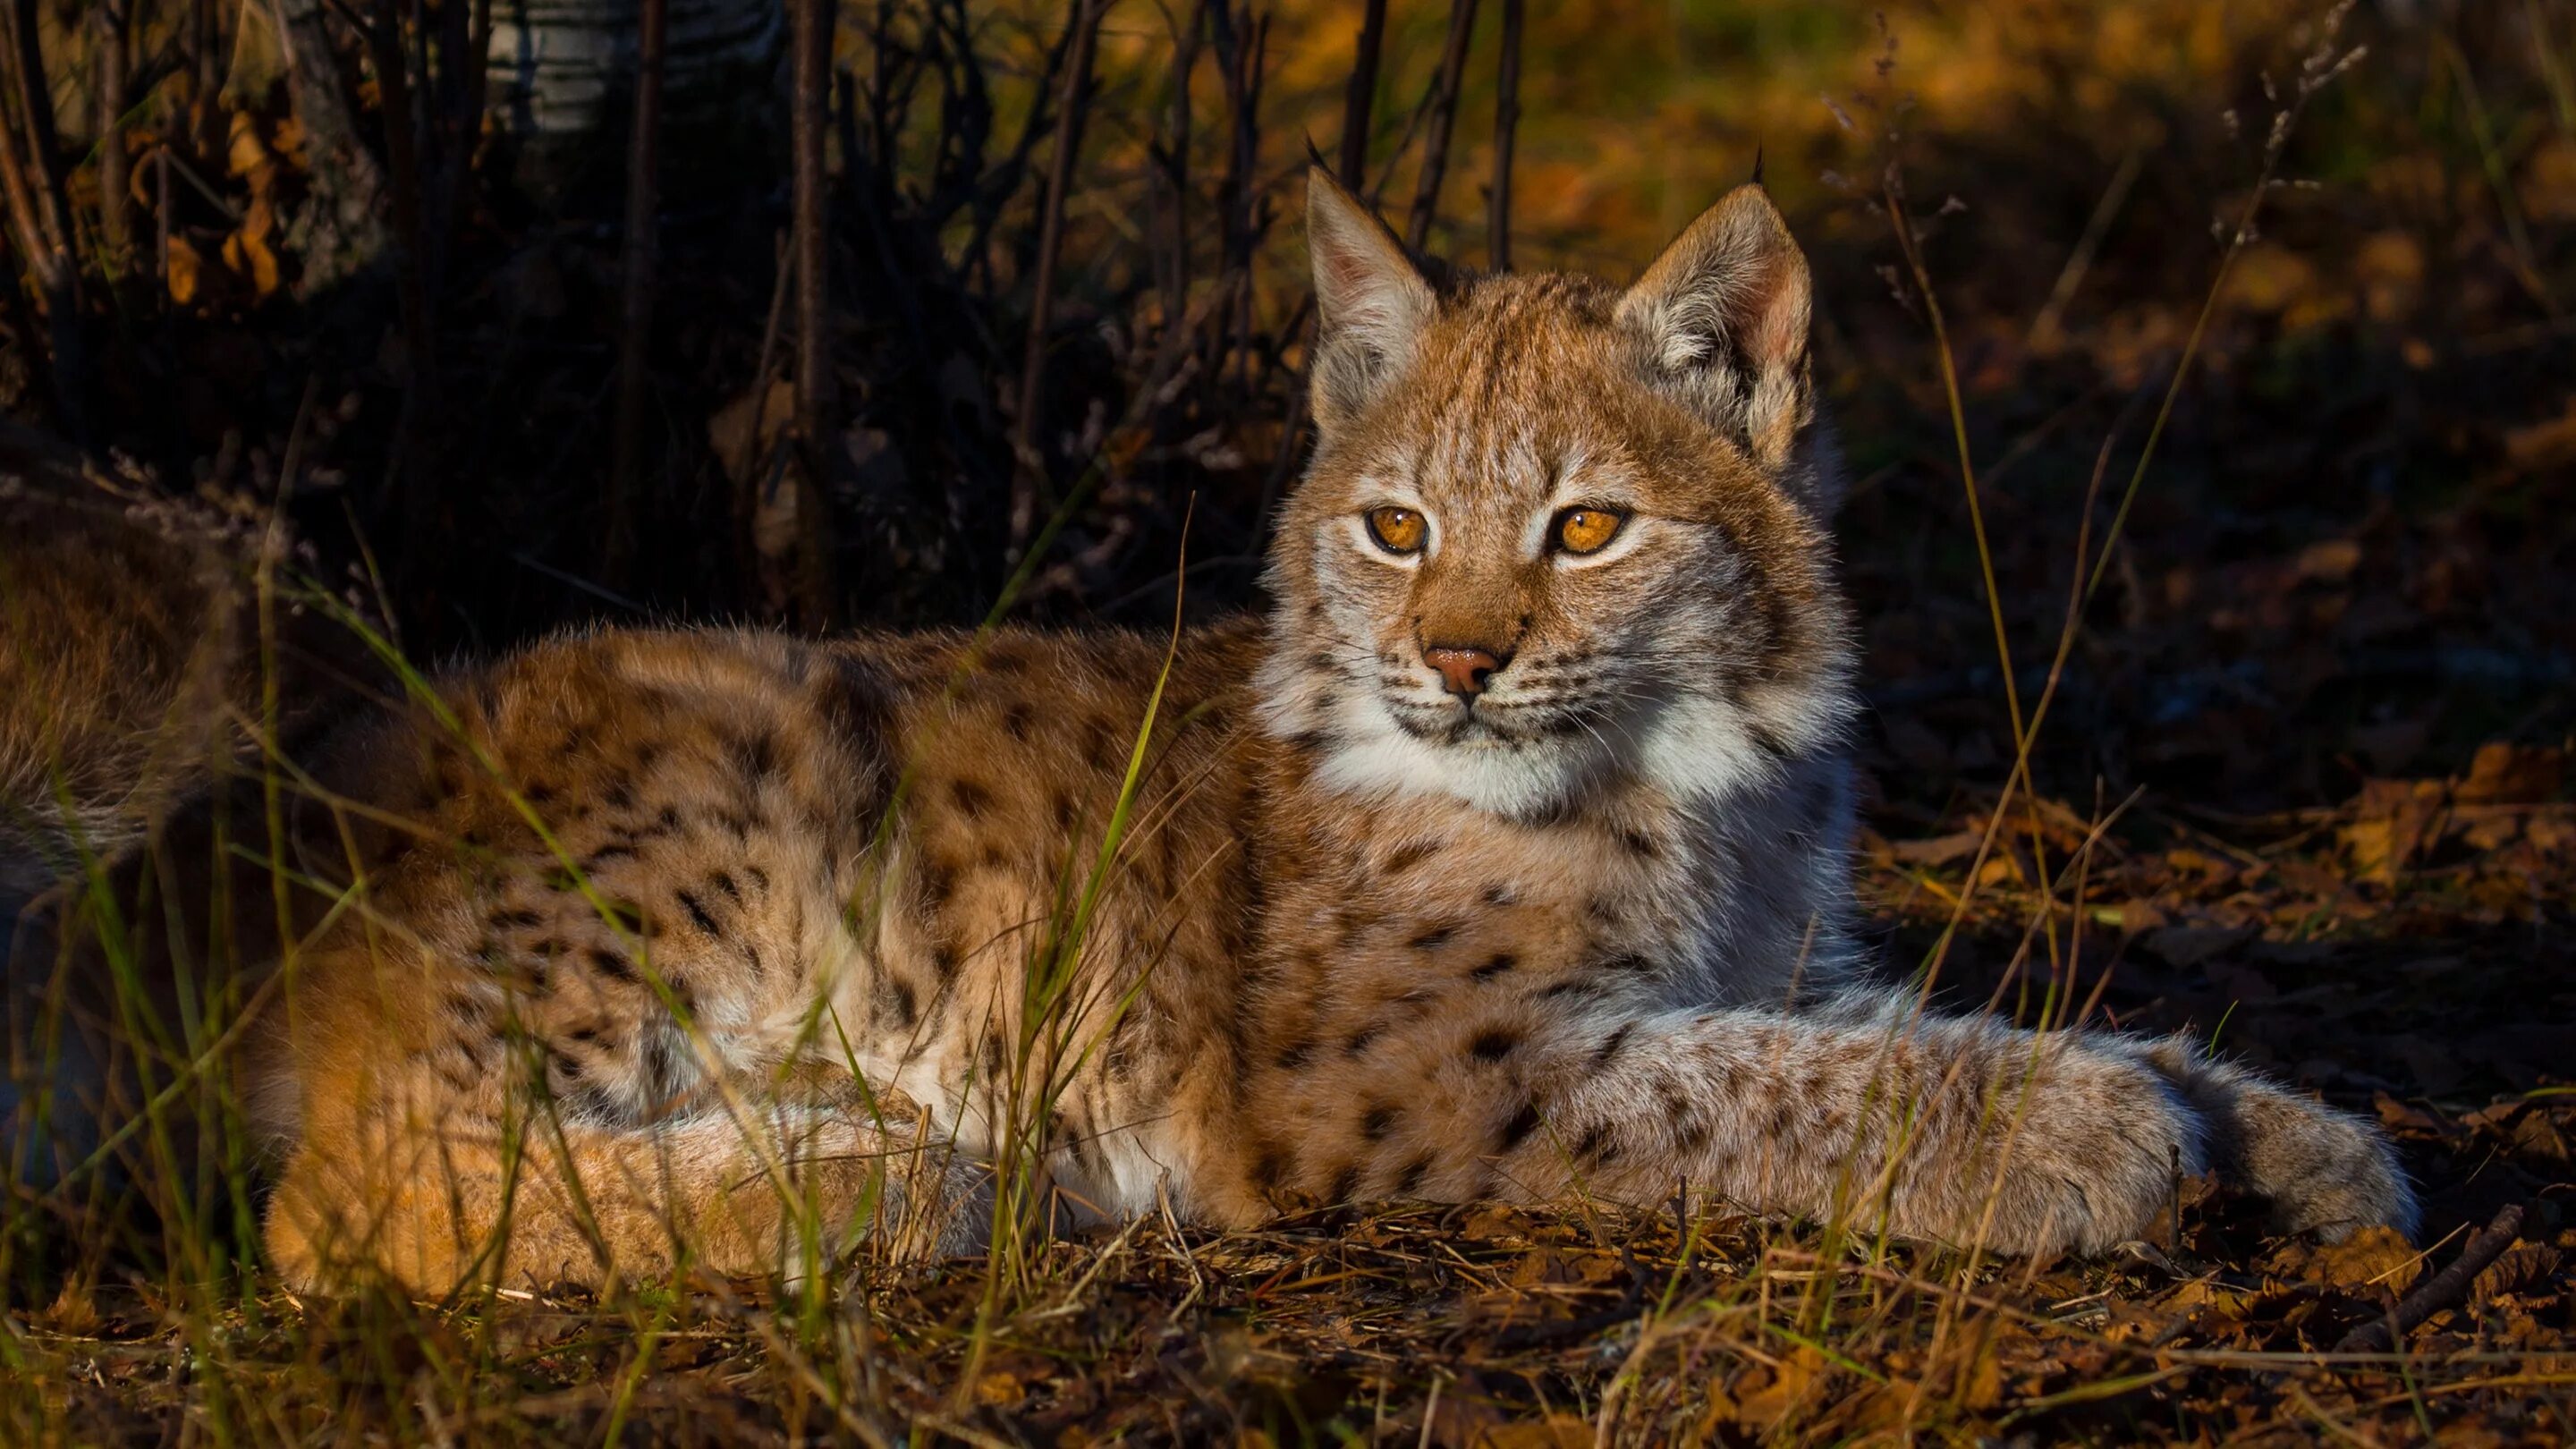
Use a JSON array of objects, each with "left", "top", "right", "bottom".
[
  {"left": 1487, "top": 0, "right": 1522, "bottom": 269},
  {"left": 1006, "top": 0, "right": 1108, "bottom": 560},
  {"left": 605, "top": 0, "right": 669, "bottom": 586},
  {"left": 1404, "top": 0, "right": 1483, "bottom": 253},
  {"left": 90, "top": 0, "right": 134, "bottom": 281},
  {"left": 787, "top": 0, "right": 840, "bottom": 626},
  {"left": 1337, "top": 0, "right": 1387, "bottom": 190}
]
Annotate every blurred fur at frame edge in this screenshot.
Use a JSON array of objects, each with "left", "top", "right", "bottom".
[{"left": 0, "top": 426, "right": 378, "bottom": 1199}]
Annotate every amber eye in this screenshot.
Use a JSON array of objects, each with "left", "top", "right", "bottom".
[
  {"left": 1552, "top": 506, "right": 1625, "bottom": 555},
  {"left": 1364, "top": 505, "right": 1428, "bottom": 555}
]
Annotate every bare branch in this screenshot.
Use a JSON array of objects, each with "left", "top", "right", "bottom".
[
  {"left": 1337, "top": 0, "right": 1386, "bottom": 191},
  {"left": 1488, "top": 0, "right": 1521, "bottom": 269},
  {"left": 1007, "top": 0, "right": 1109, "bottom": 561},
  {"left": 1404, "top": 0, "right": 1482, "bottom": 254}
]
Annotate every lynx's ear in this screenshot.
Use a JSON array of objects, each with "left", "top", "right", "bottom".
[
  {"left": 1307, "top": 166, "right": 1436, "bottom": 436},
  {"left": 1617, "top": 185, "right": 1820, "bottom": 479}
]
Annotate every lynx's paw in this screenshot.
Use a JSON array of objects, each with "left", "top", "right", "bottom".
[
  {"left": 1965, "top": 1046, "right": 2208, "bottom": 1256},
  {"left": 2131, "top": 1038, "right": 2418, "bottom": 1242}
]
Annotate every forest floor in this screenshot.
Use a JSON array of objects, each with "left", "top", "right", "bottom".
[{"left": 11, "top": 778, "right": 2572, "bottom": 1444}]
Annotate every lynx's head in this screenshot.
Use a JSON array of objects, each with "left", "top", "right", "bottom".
[{"left": 1258, "top": 168, "right": 1859, "bottom": 818}]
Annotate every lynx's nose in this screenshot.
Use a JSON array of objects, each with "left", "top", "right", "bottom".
[{"left": 1423, "top": 645, "right": 1506, "bottom": 698}]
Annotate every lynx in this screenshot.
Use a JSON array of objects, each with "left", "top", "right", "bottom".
[{"left": 13, "top": 171, "right": 2412, "bottom": 1291}]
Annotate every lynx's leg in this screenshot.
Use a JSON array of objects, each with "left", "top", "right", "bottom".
[
  {"left": 266, "top": 1102, "right": 992, "bottom": 1294},
  {"left": 1276, "top": 989, "right": 2407, "bottom": 1255}
]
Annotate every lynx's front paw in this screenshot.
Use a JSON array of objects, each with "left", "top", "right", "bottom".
[
  {"left": 1882, "top": 1038, "right": 2206, "bottom": 1257},
  {"left": 1966, "top": 1047, "right": 2207, "bottom": 1256},
  {"left": 2131, "top": 1039, "right": 2418, "bottom": 1242}
]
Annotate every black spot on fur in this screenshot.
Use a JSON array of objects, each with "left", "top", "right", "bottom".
[
  {"left": 1393, "top": 1156, "right": 1431, "bottom": 1197},
  {"left": 950, "top": 777, "right": 992, "bottom": 818},
  {"left": 585, "top": 946, "right": 637, "bottom": 984},
  {"left": 1573, "top": 1124, "right": 1614, "bottom": 1163},
  {"left": 1748, "top": 720, "right": 1796, "bottom": 759},
  {"left": 640, "top": 1029, "right": 687, "bottom": 1112},
  {"left": 1676, "top": 1114, "right": 1713, "bottom": 1153},
  {"left": 886, "top": 979, "right": 919, "bottom": 1030},
  {"left": 1326, "top": 1164, "right": 1360, "bottom": 1205},
  {"left": 1496, "top": 1100, "right": 1542, "bottom": 1154},
  {"left": 1051, "top": 792, "right": 1078, "bottom": 831},
  {"left": 1470, "top": 953, "right": 1518, "bottom": 982},
  {"left": 708, "top": 870, "right": 741, "bottom": 902},
  {"left": 487, "top": 906, "right": 544, "bottom": 930},
  {"left": 1408, "top": 922, "right": 1460, "bottom": 952},
  {"left": 1591, "top": 1022, "right": 1635, "bottom": 1071},
  {"left": 1382, "top": 840, "right": 1438, "bottom": 874},
  {"left": 1616, "top": 828, "right": 1659, "bottom": 859},
  {"left": 1249, "top": 1146, "right": 1289, "bottom": 1196},
  {"left": 1275, "top": 1038, "right": 1315, "bottom": 1071},
  {"left": 917, "top": 859, "right": 957, "bottom": 911},
  {"left": 1481, "top": 881, "right": 1514, "bottom": 906},
  {"left": 1763, "top": 1099, "right": 1798, "bottom": 1142},
  {"left": 1469, "top": 1028, "right": 1521, "bottom": 1062},
  {"left": 1656, "top": 1076, "right": 1695, "bottom": 1125},
  {"left": 728, "top": 729, "right": 783, "bottom": 783},
  {"left": 604, "top": 780, "right": 637, "bottom": 812},
  {"left": 674, "top": 889, "right": 720, "bottom": 936},
  {"left": 1360, "top": 1104, "right": 1399, "bottom": 1140},
  {"left": 1345, "top": 1022, "right": 1385, "bottom": 1056},
  {"left": 1597, "top": 953, "right": 1652, "bottom": 974},
  {"left": 581, "top": 843, "right": 639, "bottom": 870},
  {"left": 1002, "top": 704, "right": 1035, "bottom": 741}
]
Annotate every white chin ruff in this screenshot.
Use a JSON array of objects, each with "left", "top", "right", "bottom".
[{"left": 1267, "top": 681, "right": 1790, "bottom": 818}]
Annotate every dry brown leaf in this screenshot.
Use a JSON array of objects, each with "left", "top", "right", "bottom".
[
  {"left": 2504, "top": 397, "right": 2576, "bottom": 472},
  {"left": 709, "top": 379, "right": 795, "bottom": 487},
  {"left": 2458, "top": 742, "right": 2563, "bottom": 806},
  {"left": 2301, "top": 1224, "right": 2422, "bottom": 1291},
  {"left": 2295, "top": 538, "right": 2362, "bottom": 583},
  {"left": 1472, "top": 1416, "right": 1594, "bottom": 1449},
  {"left": 1890, "top": 830, "right": 1983, "bottom": 867},
  {"left": 1733, "top": 1345, "right": 1824, "bottom": 1428},
  {"left": 2472, "top": 1244, "right": 2563, "bottom": 1303},
  {"left": 165, "top": 234, "right": 206, "bottom": 307}
]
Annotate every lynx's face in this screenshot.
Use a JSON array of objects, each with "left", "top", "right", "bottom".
[{"left": 1258, "top": 171, "right": 1858, "bottom": 818}]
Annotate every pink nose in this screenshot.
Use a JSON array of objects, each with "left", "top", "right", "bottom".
[{"left": 1423, "top": 645, "right": 1504, "bottom": 697}]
